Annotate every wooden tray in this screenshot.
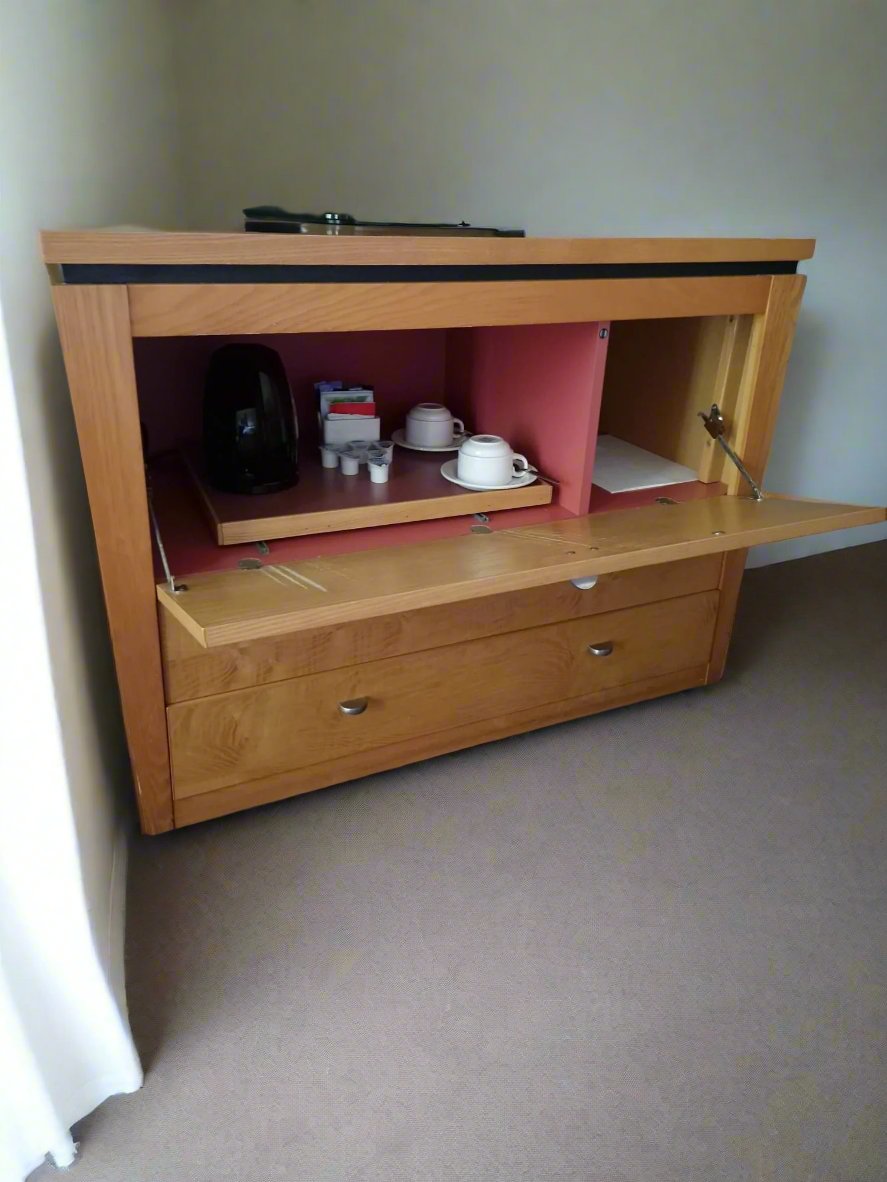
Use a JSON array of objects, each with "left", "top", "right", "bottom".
[{"left": 183, "top": 445, "right": 552, "bottom": 545}]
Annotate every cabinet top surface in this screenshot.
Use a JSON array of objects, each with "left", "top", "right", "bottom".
[{"left": 41, "top": 230, "right": 815, "bottom": 268}]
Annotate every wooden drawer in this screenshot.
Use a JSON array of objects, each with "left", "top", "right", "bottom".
[
  {"left": 169, "top": 589, "right": 718, "bottom": 798},
  {"left": 161, "top": 554, "right": 722, "bottom": 703}
]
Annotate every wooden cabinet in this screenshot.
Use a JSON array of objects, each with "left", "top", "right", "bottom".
[{"left": 43, "top": 232, "right": 885, "bottom": 833}]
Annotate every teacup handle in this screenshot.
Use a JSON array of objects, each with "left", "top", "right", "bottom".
[
  {"left": 512, "top": 453, "right": 530, "bottom": 474},
  {"left": 452, "top": 417, "right": 465, "bottom": 436}
]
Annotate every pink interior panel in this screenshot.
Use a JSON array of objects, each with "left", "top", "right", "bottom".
[
  {"left": 134, "top": 330, "right": 447, "bottom": 458},
  {"left": 448, "top": 323, "right": 609, "bottom": 515},
  {"left": 442, "top": 328, "right": 474, "bottom": 427}
]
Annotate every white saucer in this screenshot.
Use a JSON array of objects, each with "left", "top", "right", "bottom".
[
  {"left": 439, "top": 458, "right": 539, "bottom": 492},
  {"left": 392, "top": 428, "right": 469, "bottom": 453}
]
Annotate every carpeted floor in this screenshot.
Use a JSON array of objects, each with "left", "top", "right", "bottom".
[{"left": 35, "top": 543, "right": 886, "bottom": 1182}]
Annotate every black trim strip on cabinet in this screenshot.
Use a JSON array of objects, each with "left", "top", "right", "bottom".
[{"left": 60, "top": 259, "right": 799, "bottom": 285}]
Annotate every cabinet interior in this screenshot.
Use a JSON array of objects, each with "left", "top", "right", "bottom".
[
  {"left": 600, "top": 314, "right": 753, "bottom": 483},
  {"left": 136, "top": 315, "right": 743, "bottom": 580}
]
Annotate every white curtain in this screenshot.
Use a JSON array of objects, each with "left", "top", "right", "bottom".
[{"left": 0, "top": 308, "right": 142, "bottom": 1182}]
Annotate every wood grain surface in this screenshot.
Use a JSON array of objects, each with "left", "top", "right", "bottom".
[
  {"left": 52, "top": 285, "right": 173, "bottom": 832},
  {"left": 600, "top": 315, "right": 753, "bottom": 479},
  {"left": 706, "top": 549, "right": 749, "bottom": 683},
  {"left": 184, "top": 445, "right": 551, "bottom": 546},
  {"left": 701, "top": 273, "right": 809, "bottom": 682},
  {"left": 727, "top": 275, "right": 807, "bottom": 491},
  {"left": 41, "top": 231, "right": 816, "bottom": 267},
  {"left": 174, "top": 664, "right": 709, "bottom": 826},
  {"left": 168, "top": 591, "right": 718, "bottom": 798},
  {"left": 128, "top": 277, "right": 772, "bottom": 337},
  {"left": 157, "top": 495, "right": 885, "bottom": 648},
  {"left": 161, "top": 555, "right": 722, "bottom": 702}
]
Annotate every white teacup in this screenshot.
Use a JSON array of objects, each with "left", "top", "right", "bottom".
[
  {"left": 405, "top": 403, "right": 465, "bottom": 448},
  {"left": 457, "top": 435, "right": 530, "bottom": 486}
]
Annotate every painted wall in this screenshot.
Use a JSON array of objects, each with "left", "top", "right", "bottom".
[
  {"left": 0, "top": 0, "right": 183, "bottom": 992},
  {"left": 173, "top": 0, "right": 887, "bottom": 564}
]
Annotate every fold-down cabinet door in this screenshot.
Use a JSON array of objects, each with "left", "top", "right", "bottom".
[{"left": 158, "top": 495, "right": 885, "bottom": 649}]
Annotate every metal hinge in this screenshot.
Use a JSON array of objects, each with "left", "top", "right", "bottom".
[
  {"left": 146, "top": 479, "right": 187, "bottom": 594},
  {"left": 698, "top": 404, "right": 764, "bottom": 501}
]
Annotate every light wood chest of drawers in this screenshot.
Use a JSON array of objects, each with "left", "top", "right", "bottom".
[{"left": 43, "top": 231, "right": 884, "bottom": 831}]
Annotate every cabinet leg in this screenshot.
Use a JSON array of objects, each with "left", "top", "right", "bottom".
[{"left": 707, "top": 549, "right": 747, "bottom": 683}]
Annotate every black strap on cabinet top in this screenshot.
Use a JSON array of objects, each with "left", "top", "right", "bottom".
[{"left": 60, "top": 259, "right": 799, "bottom": 285}]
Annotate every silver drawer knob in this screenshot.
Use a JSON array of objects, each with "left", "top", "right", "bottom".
[
  {"left": 338, "top": 697, "right": 368, "bottom": 716},
  {"left": 570, "top": 575, "right": 599, "bottom": 590},
  {"left": 587, "top": 642, "right": 614, "bottom": 657}
]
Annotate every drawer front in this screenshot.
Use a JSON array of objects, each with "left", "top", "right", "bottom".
[
  {"left": 161, "top": 554, "right": 722, "bottom": 703},
  {"left": 169, "top": 589, "right": 718, "bottom": 798}
]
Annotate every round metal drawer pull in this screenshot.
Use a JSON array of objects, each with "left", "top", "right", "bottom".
[
  {"left": 338, "top": 698, "right": 369, "bottom": 716},
  {"left": 570, "top": 575, "right": 599, "bottom": 590},
  {"left": 587, "top": 642, "right": 614, "bottom": 657}
]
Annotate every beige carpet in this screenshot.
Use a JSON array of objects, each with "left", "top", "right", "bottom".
[{"left": 33, "top": 543, "right": 886, "bottom": 1182}]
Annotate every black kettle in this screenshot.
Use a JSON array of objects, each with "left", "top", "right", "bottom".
[{"left": 203, "top": 344, "right": 299, "bottom": 495}]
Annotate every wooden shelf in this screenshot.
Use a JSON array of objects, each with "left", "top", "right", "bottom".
[
  {"left": 184, "top": 445, "right": 552, "bottom": 545},
  {"left": 149, "top": 454, "right": 728, "bottom": 581}
]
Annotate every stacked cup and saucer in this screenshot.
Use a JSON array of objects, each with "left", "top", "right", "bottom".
[
  {"left": 392, "top": 403, "right": 468, "bottom": 452},
  {"left": 394, "top": 404, "right": 538, "bottom": 491},
  {"left": 442, "top": 435, "right": 537, "bottom": 491}
]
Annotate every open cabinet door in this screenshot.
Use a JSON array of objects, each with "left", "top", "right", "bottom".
[{"left": 158, "top": 495, "right": 885, "bottom": 649}]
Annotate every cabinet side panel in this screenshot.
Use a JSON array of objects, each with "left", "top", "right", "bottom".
[
  {"left": 600, "top": 315, "right": 744, "bottom": 478},
  {"left": 706, "top": 274, "right": 807, "bottom": 683},
  {"left": 52, "top": 285, "right": 173, "bottom": 833},
  {"left": 697, "top": 315, "right": 753, "bottom": 483},
  {"left": 728, "top": 274, "right": 806, "bottom": 490},
  {"left": 458, "top": 322, "right": 609, "bottom": 514}
]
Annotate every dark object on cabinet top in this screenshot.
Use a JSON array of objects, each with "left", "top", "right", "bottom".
[{"left": 243, "top": 206, "right": 525, "bottom": 237}]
